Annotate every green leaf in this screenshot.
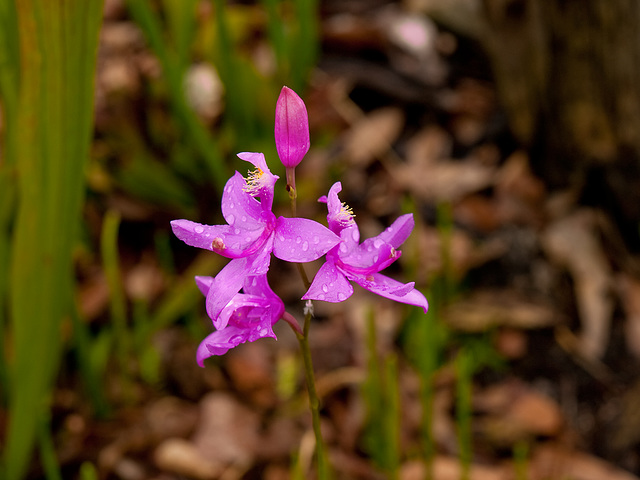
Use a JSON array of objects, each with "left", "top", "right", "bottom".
[{"left": 5, "top": 2, "right": 104, "bottom": 479}]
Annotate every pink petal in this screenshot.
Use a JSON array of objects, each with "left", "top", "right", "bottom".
[
  {"left": 350, "top": 272, "right": 429, "bottom": 313},
  {"left": 341, "top": 239, "right": 400, "bottom": 274},
  {"left": 196, "top": 321, "right": 276, "bottom": 366},
  {"left": 273, "top": 217, "right": 340, "bottom": 262},
  {"left": 195, "top": 275, "right": 214, "bottom": 296},
  {"left": 205, "top": 258, "right": 249, "bottom": 326},
  {"left": 237, "top": 152, "right": 279, "bottom": 210},
  {"left": 302, "top": 260, "right": 353, "bottom": 302},
  {"left": 247, "top": 235, "right": 273, "bottom": 276},
  {"left": 375, "top": 214, "right": 414, "bottom": 248},
  {"left": 170, "top": 219, "right": 229, "bottom": 251},
  {"left": 221, "top": 172, "right": 263, "bottom": 229},
  {"left": 274, "top": 86, "right": 310, "bottom": 168}
]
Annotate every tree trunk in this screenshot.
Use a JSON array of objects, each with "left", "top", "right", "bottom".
[{"left": 480, "top": 0, "right": 640, "bottom": 247}]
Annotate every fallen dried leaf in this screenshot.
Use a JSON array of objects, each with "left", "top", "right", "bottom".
[
  {"left": 154, "top": 438, "right": 224, "bottom": 480},
  {"left": 401, "top": 457, "right": 507, "bottom": 480},
  {"left": 343, "top": 107, "right": 404, "bottom": 166},
  {"left": 192, "top": 392, "right": 260, "bottom": 468},
  {"left": 542, "top": 209, "right": 614, "bottom": 359},
  {"left": 530, "top": 444, "right": 640, "bottom": 480},
  {"left": 443, "top": 289, "right": 558, "bottom": 332}
]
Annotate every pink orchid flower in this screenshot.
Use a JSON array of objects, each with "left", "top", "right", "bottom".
[
  {"left": 303, "top": 182, "right": 429, "bottom": 312},
  {"left": 171, "top": 152, "right": 340, "bottom": 324}
]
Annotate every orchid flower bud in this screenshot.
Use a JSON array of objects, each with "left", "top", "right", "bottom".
[{"left": 274, "top": 86, "right": 310, "bottom": 169}]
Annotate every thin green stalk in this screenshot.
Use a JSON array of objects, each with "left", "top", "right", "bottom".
[
  {"left": 38, "top": 417, "right": 62, "bottom": 480},
  {"left": 295, "top": 312, "right": 330, "bottom": 480},
  {"left": 70, "top": 302, "right": 110, "bottom": 418},
  {"left": 513, "top": 440, "right": 529, "bottom": 480},
  {"left": 455, "top": 347, "right": 473, "bottom": 480},
  {"left": 290, "top": 0, "right": 319, "bottom": 92},
  {"left": 363, "top": 311, "right": 400, "bottom": 477},
  {"left": 419, "top": 311, "right": 438, "bottom": 480},
  {"left": 100, "top": 210, "right": 132, "bottom": 394},
  {"left": 383, "top": 354, "right": 400, "bottom": 479}
]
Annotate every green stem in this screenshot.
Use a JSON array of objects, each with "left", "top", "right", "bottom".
[{"left": 292, "top": 312, "right": 330, "bottom": 479}]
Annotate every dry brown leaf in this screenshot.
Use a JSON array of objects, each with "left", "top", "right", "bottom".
[
  {"left": 192, "top": 392, "right": 260, "bottom": 468},
  {"left": 154, "top": 438, "right": 225, "bottom": 480},
  {"left": 397, "top": 158, "right": 495, "bottom": 202},
  {"left": 542, "top": 209, "right": 614, "bottom": 359},
  {"left": 530, "top": 444, "right": 640, "bottom": 480},
  {"left": 616, "top": 273, "right": 640, "bottom": 359},
  {"left": 343, "top": 107, "right": 404, "bottom": 166},
  {"left": 225, "top": 342, "right": 276, "bottom": 408},
  {"left": 405, "top": 125, "right": 452, "bottom": 166},
  {"left": 494, "top": 150, "right": 546, "bottom": 227},
  {"left": 401, "top": 457, "right": 508, "bottom": 480},
  {"left": 475, "top": 380, "right": 564, "bottom": 446},
  {"left": 442, "top": 289, "right": 558, "bottom": 332},
  {"left": 406, "top": 226, "right": 505, "bottom": 285}
]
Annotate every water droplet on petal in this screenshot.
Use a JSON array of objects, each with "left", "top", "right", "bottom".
[
  {"left": 234, "top": 228, "right": 240, "bottom": 234},
  {"left": 227, "top": 214, "right": 235, "bottom": 224},
  {"left": 313, "top": 236, "right": 320, "bottom": 244},
  {"left": 373, "top": 239, "right": 383, "bottom": 249},
  {"left": 322, "top": 285, "right": 328, "bottom": 293},
  {"left": 318, "top": 293, "right": 326, "bottom": 300},
  {"left": 229, "top": 202, "right": 234, "bottom": 209},
  {"left": 295, "top": 236, "right": 302, "bottom": 244},
  {"left": 241, "top": 215, "right": 247, "bottom": 222},
  {"left": 351, "top": 230, "right": 359, "bottom": 242},
  {"left": 373, "top": 255, "right": 379, "bottom": 263},
  {"left": 194, "top": 225, "right": 204, "bottom": 234},
  {"left": 338, "top": 293, "right": 346, "bottom": 301},
  {"left": 339, "top": 243, "right": 348, "bottom": 253},
  {"left": 302, "top": 241, "right": 309, "bottom": 251}
]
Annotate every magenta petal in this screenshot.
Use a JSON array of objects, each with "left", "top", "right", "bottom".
[
  {"left": 221, "top": 172, "right": 263, "bottom": 228},
  {"left": 274, "top": 86, "right": 310, "bottom": 168},
  {"left": 205, "top": 258, "right": 249, "bottom": 326},
  {"left": 375, "top": 214, "right": 415, "bottom": 248},
  {"left": 302, "top": 260, "right": 353, "bottom": 302},
  {"left": 195, "top": 276, "right": 214, "bottom": 296},
  {"left": 342, "top": 239, "right": 398, "bottom": 274},
  {"left": 350, "top": 272, "right": 429, "bottom": 312},
  {"left": 273, "top": 217, "right": 340, "bottom": 262},
  {"left": 238, "top": 151, "right": 270, "bottom": 173},
  {"left": 247, "top": 236, "right": 273, "bottom": 276},
  {"left": 171, "top": 219, "right": 229, "bottom": 251},
  {"left": 196, "top": 321, "right": 276, "bottom": 366},
  {"left": 237, "top": 152, "right": 279, "bottom": 210},
  {"left": 211, "top": 225, "right": 269, "bottom": 259}
]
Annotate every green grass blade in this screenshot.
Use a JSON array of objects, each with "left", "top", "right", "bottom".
[
  {"left": 127, "top": 0, "right": 228, "bottom": 191},
  {"left": 290, "top": 0, "right": 319, "bottom": 91},
  {"left": 5, "top": 2, "right": 103, "bottom": 479}
]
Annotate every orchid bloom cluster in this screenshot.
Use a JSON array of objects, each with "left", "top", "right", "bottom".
[{"left": 171, "top": 87, "right": 428, "bottom": 366}]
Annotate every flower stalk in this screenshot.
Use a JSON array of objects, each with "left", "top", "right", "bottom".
[{"left": 295, "top": 310, "right": 331, "bottom": 480}]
